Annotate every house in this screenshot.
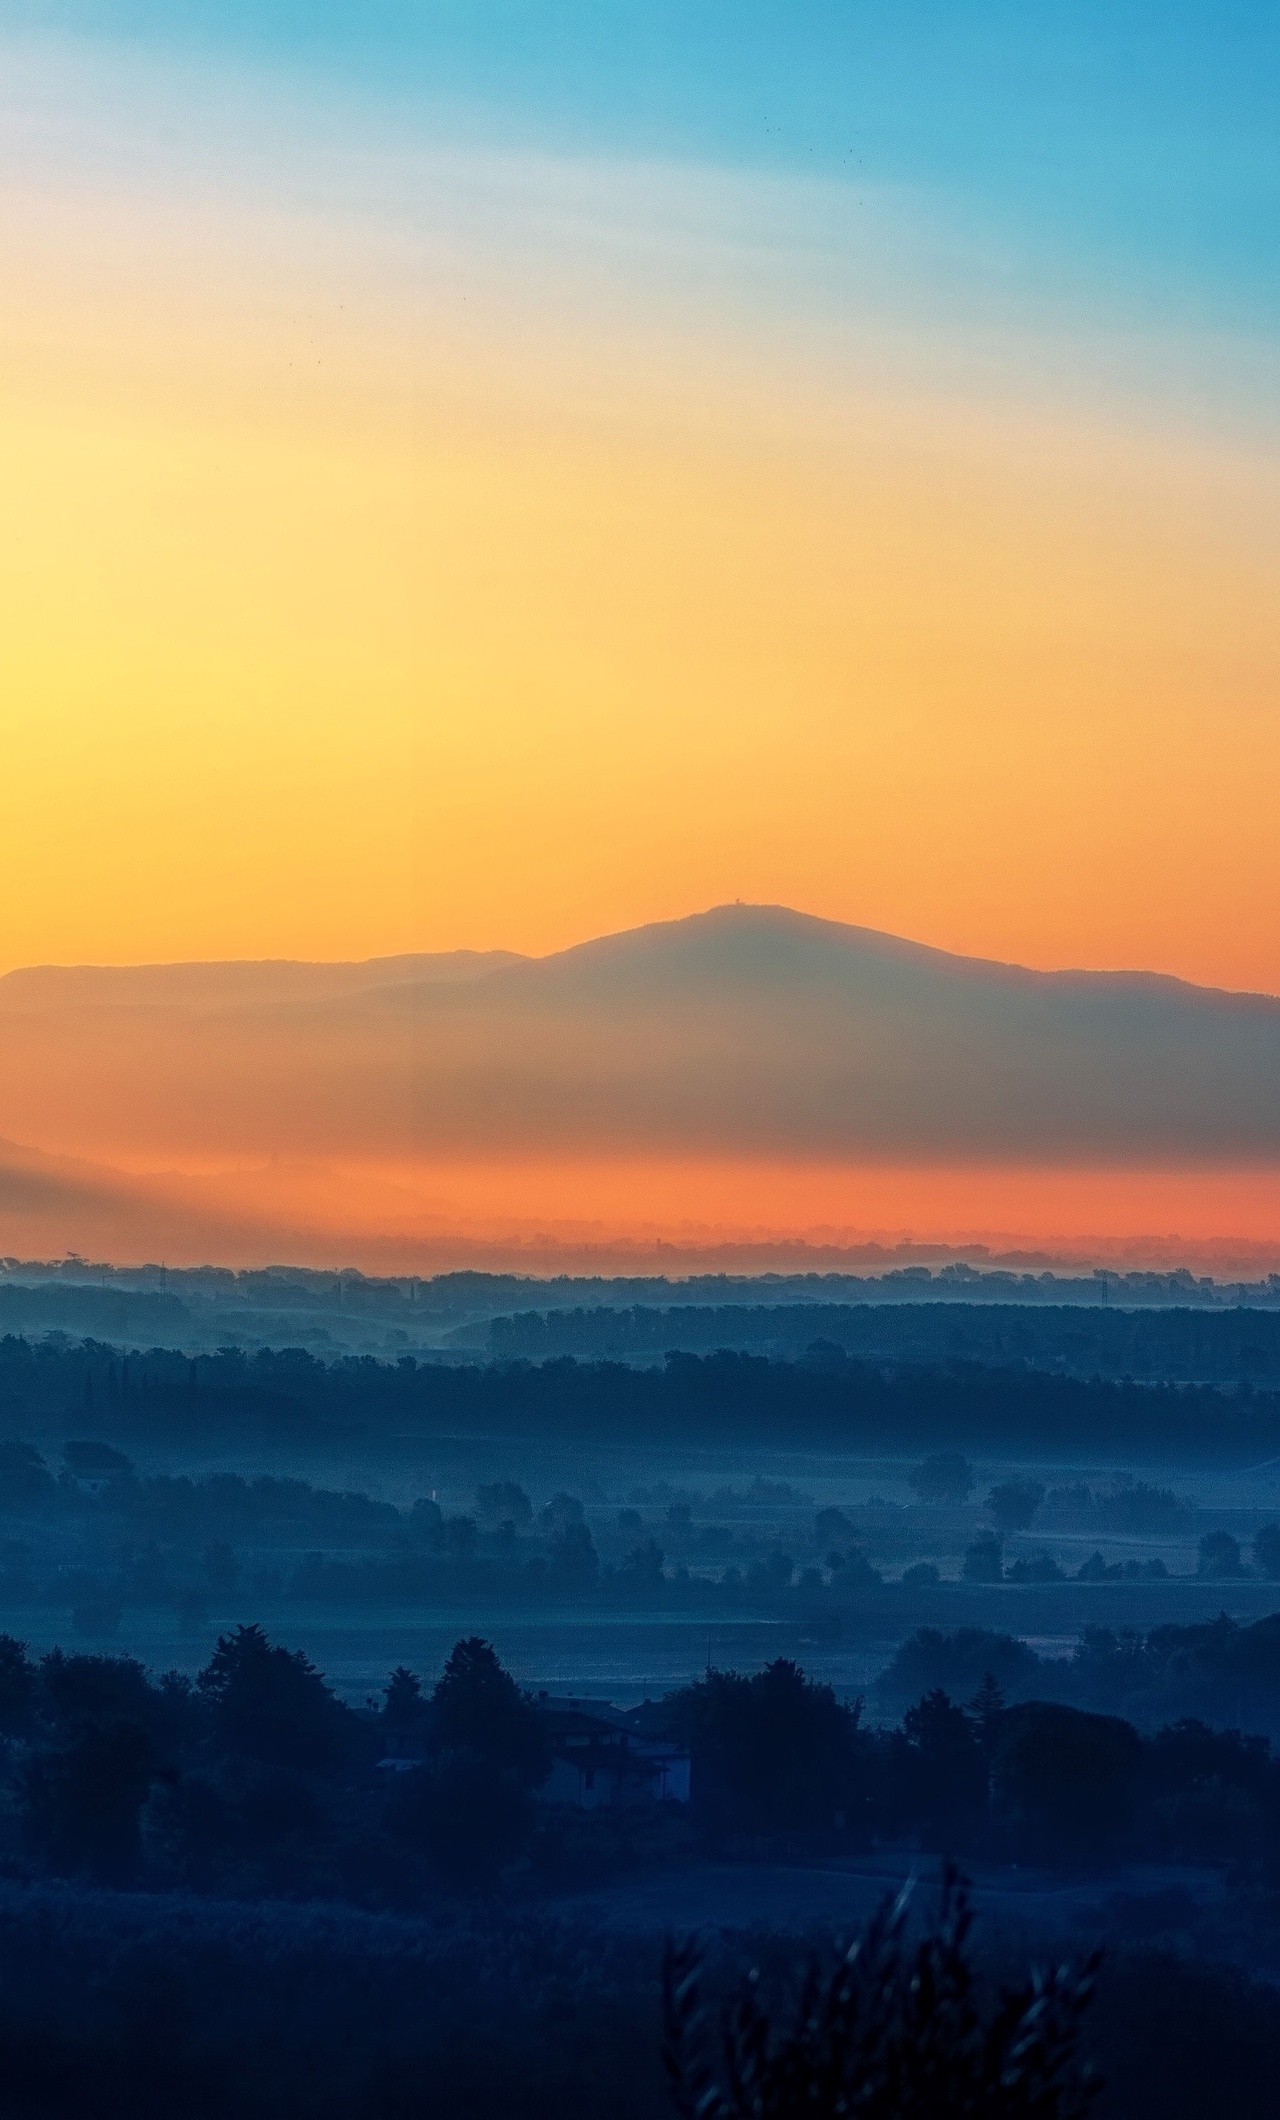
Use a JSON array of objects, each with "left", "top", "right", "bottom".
[{"left": 536, "top": 1697, "right": 690, "bottom": 1810}]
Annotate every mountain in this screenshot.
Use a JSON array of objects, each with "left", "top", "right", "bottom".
[
  {"left": 0, "top": 949, "right": 523, "bottom": 1013},
  {"left": 1, "top": 904, "right": 1277, "bottom": 1165}
]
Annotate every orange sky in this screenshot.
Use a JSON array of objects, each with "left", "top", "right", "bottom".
[
  {"left": 3, "top": 361, "right": 1277, "bottom": 993},
  {"left": 1, "top": 47, "right": 1278, "bottom": 998},
  {"left": 1, "top": 33, "right": 1277, "bottom": 1268},
  {"left": 2, "top": 1136, "right": 1278, "bottom": 1276}
]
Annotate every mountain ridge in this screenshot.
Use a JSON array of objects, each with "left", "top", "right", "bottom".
[
  {"left": 0, "top": 904, "right": 1276, "bottom": 1170},
  {"left": 3, "top": 905, "right": 1277, "bottom": 1007},
  {"left": 0, "top": 950, "right": 525, "bottom": 1013}
]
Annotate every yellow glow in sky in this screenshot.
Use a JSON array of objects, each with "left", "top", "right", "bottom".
[{"left": 1, "top": 48, "right": 1278, "bottom": 996}]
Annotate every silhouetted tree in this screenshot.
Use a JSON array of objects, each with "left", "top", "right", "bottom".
[
  {"left": 673, "top": 1659, "right": 863, "bottom": 1835},
  {"left": 430, "top": 1637, "right": 549, "bottom": 1785},
  {"left": 40, "top": 1648, "right": 157, "bottom": 1731},
  {"left": 830, "top": 1548, "right": 883, "bottom": 1587},
  {"left": 1253, "top": 1524, "right": 1280, "bottom": 1580},
  {"left": 549, "top": 1519, "right": 600, "bottom": 1589},
  {"left": 475, "top": 1480, "right": 533, "bottom": 1529},
  {"left": 619, "top": 1538, "right": 667, "bottom": 1591},
  {"left": 1075, "top": 1552, "right": 1121, "bottom": 1583},
  {"left": 968, "top": 1672, "right": 1006, "bottom": 1749},
  {"left": 198, "top": 1624, "right": 353, "bottom": 1771},
  {"left": 909, "top": 1454, "right": 974, "bottom": 1504},
  {"left": 994, "top": 1703, "right": 1143, "bottom": 1867},
  {"left": 1198, "top": 1530, "right": 1245, "bottom": 1580},
  {"left": 746, "top": 1549, "right": 796, "bottom": 1595},
  {"left": 380, "top": 1639, "right": 547, "bottom": 1886},
  {"left": 382, "top": 1665, "right": 424, "bottom": 1745},
  {"left": 1005, "top": 1553, "right": 1066, "bottom": 1584},
  {"left": 902, "top": 1689, "right": 987, "bottom": 1849},
  {"left": 539, "top": 1493, "right": 585, "bottom": 1533},
  {"left": 986, "top": 1481, "right": 1046, "bottom": 1534},
  {"left": 813, "top": 1506, "right": 856, "bottom": 1548},
  {"left": 878, "top": 1628, "right": 1041, "bottom": 1710}
]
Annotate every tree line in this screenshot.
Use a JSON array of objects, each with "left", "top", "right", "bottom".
[
  {"left": 5, "top": 1626, "right": 1280, "bottom": 2116},
  {"left": 4, "top": 1334, "right": 1280, "bottom": 1457},
  {"left": 488, "top": 1299, "right": 1280, "bottom": 1383},
  {"left": 5, "top": 1625, "right": 1280, "bottom": 1899}
]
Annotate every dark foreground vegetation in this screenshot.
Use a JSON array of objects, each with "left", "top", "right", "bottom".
[
  {"left": 663, "top": 1868, "right": 1100, "bottom": 2120},
  {"left": 11, "top": 1623, "right": 1280, "bottom": 1898},
  {"left": 6, "top": 1295, "right": 1280, "bottom": 2114},
  {"left": 0, "top": 1625, "right": 1279, "bottom": 2112},
  {"left": 1, "top": 1617, "right": 1280, "bottom": 1973},
  {"left": 0, "top": 1849, "right": 1278, "bottom": 2117}
]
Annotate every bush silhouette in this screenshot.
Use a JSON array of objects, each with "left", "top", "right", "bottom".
[
  {"left": 994, "top": 1703, "right": 1143, "bottom": 1867},
  {"left": 388, "top": 1750, "right": 533, "bottom": 1886},
  {"left": 663, "top": 1866, "right": 1099, "bottom": 2119},
  {"left": 23, "top": 1715, "right": 154, "bottom": 1883}
]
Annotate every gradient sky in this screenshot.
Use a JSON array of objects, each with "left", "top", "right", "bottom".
[{"left": 2, "top": 1, "right": 1277, "bottom": 997}]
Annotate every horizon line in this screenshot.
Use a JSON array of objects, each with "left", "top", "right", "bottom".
[{"left": 4, "top": 901, "right": 1279, "bottom": 1006}]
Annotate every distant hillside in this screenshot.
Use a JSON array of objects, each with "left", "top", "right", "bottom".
[
  {"left": 3, "top": 1260, "right": 1280, "bottom": 1370},
  {"left": 0, "top": 950, "right": 523, "bottom": 1012},
  {"left": 1, "top": 904, "right": 1277, "bottom": 1164},
  {"left": 481, "top": 1298, "right": 1280, "bottom": 1384}
]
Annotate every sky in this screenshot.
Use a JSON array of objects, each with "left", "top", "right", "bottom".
[{"left": 1, "top": 4, "right": 1277, "bottom": 1264}]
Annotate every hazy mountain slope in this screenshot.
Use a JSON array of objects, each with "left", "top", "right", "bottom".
[
  {"left": 0, "top": 950, "right": 524, "bottom": 1014},
  {"left": 0, "top": 905, "right": 1276, "bottom": 1165}
]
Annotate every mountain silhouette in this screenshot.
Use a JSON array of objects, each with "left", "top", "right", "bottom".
[{"left": 1, "top": 905, "right": 1277, "bottom": 1165}]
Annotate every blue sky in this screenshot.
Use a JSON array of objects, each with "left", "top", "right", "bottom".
[{"left": 6, "top": 0, "right": 1278, "bottom": 329}]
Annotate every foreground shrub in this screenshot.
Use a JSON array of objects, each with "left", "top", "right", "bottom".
[{"left": 663, "top": 1866, "right": 1099, "bottom": 2119}]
